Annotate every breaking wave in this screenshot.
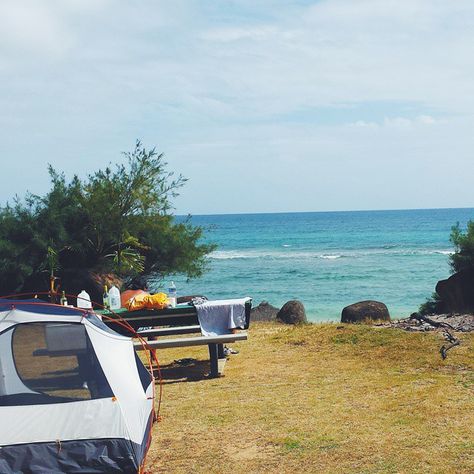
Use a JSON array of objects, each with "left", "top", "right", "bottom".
[{"left": 209, "top": 248, "right": 454, "bottom": 260}]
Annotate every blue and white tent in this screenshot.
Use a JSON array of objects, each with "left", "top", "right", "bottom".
[{"left": 0, "top": 300, "right": 154, "bottom": 473}]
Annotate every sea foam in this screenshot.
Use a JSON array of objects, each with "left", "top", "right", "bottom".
[{"left": 209, "top": 248, "right": 454, "bottom": 260}]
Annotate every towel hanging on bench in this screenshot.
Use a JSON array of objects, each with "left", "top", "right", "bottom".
[{"left": 195, "top": 298, "right": 250, "bottom": 337}]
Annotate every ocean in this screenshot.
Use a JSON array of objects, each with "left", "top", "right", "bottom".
[{"left": 164, "top": 208, "right": 474, "bottom": 321}]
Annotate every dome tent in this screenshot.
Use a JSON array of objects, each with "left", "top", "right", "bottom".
[{"left": 0, "top": 299, "right": 155, "bottom": 473}]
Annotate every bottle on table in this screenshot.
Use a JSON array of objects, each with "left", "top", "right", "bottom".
[
  {"left": 168, "top": 281, "right": 177, "bottom": 308},
  {"left": 108, "top": 285, "right": 121, "bottom": 310},
  {"left": 103, "top": 285, "right": 109, "bottom": 309},
  {"left": 77, "top": 290, "right": 92, "bottom": 309},
  {"left": 60, "top": 291, "right": 68, "bottom": 306}
]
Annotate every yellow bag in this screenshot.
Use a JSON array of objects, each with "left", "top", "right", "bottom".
[{"left": 126, "top": 292, "right": 169, "bottom": 311}]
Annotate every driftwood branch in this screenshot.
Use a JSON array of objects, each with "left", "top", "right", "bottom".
[
  {"left": 440, "top": 331, "right": 461, "bottom": 360},
  {"left": 410, "top": 313, "right": 461, "bottom": 359},
  {"left": 409, "top": 312, "right": 455, "bottom": 330}
]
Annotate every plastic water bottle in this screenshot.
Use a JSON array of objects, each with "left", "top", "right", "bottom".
[
  {"left": 109, "top": 285, "right": 121, "bottom": 310},
  {"left": 77, "top": 290, "right": 92, "bottom": 309},
  {"left": 168, "top": 281, "right": 177, "bottom": 308}
]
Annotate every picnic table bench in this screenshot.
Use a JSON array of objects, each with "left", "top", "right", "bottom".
[
  {"left": 134, "top": 330, "right": 248, "bottom": 377},
  {"left": 102, "top": 300, "right": 251, "bottom": 377}
]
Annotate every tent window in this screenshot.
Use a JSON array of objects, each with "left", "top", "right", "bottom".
[{"left": 0, "top": 323, "right": 113, "bottom": 406}]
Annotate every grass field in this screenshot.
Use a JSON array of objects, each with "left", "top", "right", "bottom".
[{"left": 146, "top": 322, "right": 474, "bottom": 473}]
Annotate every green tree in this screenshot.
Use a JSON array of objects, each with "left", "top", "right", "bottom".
[
  {"left": 0, "top": 141, "right": 216, "bottom": 294},
  {"left": 449, "top": 221, "right": 474, "bottom": 273}
]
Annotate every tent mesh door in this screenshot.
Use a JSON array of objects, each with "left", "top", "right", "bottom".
[{"left": 0, "top": 322, "right": 113, "bottom": 406}]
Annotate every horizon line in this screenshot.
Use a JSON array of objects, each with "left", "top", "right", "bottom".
[{"left": 177, "top": 206, "right": 474, "bottom": 218}]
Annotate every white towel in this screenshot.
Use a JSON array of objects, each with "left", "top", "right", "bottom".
[{"left": 195, "top": 298, "right": 251, "bottom": 337}]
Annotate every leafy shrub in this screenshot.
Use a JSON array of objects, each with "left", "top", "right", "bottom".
[
  {"left": 450, "top": 221, "right": 474, "bottom": 273},
  {"left": 0, "top": 141, "right": 216, "bottom": 294},
  {"left": 418, "top": 291, "right": 443, "bottom": 315}
]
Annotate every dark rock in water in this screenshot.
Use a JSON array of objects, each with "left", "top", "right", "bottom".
[
  {"left": 277, "top": 300, "right": 307, "bottom": 324},
  {"left": 251, "top": 301, "right": 279, "bottom": 322},
  {"left": 341, "top": 300, "right": 390, "bottom": 323},
  {"left": 436, "top": 269, "right": 474, "bottom": 313}
]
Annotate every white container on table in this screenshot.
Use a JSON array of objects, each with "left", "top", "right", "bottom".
[
  {"left": 108, "top": 285, "right": 121, "bottom": 310},
  {"left": 77, "top": 290, "right": 92, "bottom": 309}
]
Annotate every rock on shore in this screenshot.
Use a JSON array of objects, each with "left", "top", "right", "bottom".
[
  {"left": 251, "top": 300, "right": 308, "bottom": 324},
  {"left": 251, "top": 301, "right": 279, "bottom": 322},
  {"left": 341, "top": 300, "right": 391, "bottom": 323},
  {"left": 277, "top": 300, "right": 307, "bottom": 324},
  {"left": 436, "top": 268, "right": 474, "bottom": 313}
]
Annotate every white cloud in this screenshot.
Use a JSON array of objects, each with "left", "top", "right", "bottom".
[
  {"left": 1, "top": 1, "right": 474, "bottom": 213},
  {"left": 0, "top": 2, "right": 70, "bottom": 56},
  {"left": 417, "top": 115, "right": 436, "bottom": 125},
  {"left": 350, "top": 115, "right": 437, "bottom": 129},
  {"left": 351, "top": 120, "right": 379, "bottom": 128},
  {"left": 0, "top": 0, "right": 112, "bottom": 64},
  {"left": 201, "top": 26, "right": 278, "bottom": 42},
  {"left": 383, "top": 116, "right": 424, "bottom": 128}
]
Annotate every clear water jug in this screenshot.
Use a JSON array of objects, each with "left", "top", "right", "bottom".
[
  {"left": 109, "top": 285, "right": 121, "bottom": 310},
  {"left": 77, "top": 290, "right": 92, "bottom": 309}
]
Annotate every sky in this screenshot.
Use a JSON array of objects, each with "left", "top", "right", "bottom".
[{"left": 1, "top": 0, "right": 474, "bottom": 215}]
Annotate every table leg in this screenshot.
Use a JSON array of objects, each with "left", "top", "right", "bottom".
[
  {"left": 208, "top": 343, "right": 219, "bottom": 378},
  {"left": 217, "top": 343, "right": 225, "bottom": 359}
]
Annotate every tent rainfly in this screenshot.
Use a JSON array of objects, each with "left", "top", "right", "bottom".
[{"left": 0, "top": 299, "right": 155, "bottom": 473}]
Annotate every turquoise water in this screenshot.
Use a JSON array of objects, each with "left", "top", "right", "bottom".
[{"left": 160, "top": 209, "right": 473, "bottom": 321}]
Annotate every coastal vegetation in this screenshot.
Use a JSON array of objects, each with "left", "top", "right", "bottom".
[
  {"left": 420, "top": 220, "right": 474, "bottom": 315},
  {"left": 147, "top": 322, "right": 474, "bottom": 473},
  {"left": 0, "top": 141, "right": 215, "bottom": 295},
  {"left": 449, "top": 220, "right": 474, "bottom": 273}
]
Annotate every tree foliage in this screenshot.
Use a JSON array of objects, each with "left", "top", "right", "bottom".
[
  {"left": 449, "top": 221, "right": 474, "bottom": 273},
  {"left": 0, "top": 141, "right": 216, "bottom": 294},
  {"left": 418, "top": 291, "right": 443, "bottom": 315}
]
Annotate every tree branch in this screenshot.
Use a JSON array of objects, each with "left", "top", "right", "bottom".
[{"left": 410, "top": 313, "right": 461, "bottom": 359}]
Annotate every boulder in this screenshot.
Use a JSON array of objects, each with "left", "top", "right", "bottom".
[
  {"left": 435, "top": 269, "right": 474, "bottom": 313},
  {"left": 277, "top": 300, "right": 307, "bottom": 324},
  {"left": 341, "top": 300, "right": 390, "bottom": 323},
  {"left": 251, "top": 301, "right": 279, "bottom": 322}
]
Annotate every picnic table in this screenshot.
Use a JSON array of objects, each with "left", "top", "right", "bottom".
[
  {"left": 101, "top": 300, "right": 252, "bottom": 377},
  {"left": 101, "top": 304, "right": 201, "bottom": 335}
]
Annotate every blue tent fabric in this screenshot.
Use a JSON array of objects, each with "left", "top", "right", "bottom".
[
  {"left": 0, "top": 438, "right": 139, "bottom": 473},
  {"left": 0, "top": 298, "right": 84, "bottom": 316}
]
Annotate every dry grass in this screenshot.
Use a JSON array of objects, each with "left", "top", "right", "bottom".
[{"left": 146, "top": 322, "right": 474, "bottom": 473}]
